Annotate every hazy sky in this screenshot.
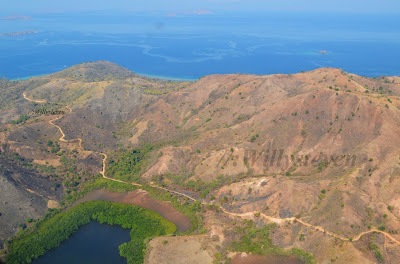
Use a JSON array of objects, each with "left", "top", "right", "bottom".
[{"left": 2, "top": 0, "right": 400, "bottom": 14}]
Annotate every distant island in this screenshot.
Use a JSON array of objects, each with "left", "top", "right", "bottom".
[
  {"left": 0, "top": 15, "right": 32, "bottom": 20},
  {"left": 0, "top": 30, "right": 38, "bottom": 36}
]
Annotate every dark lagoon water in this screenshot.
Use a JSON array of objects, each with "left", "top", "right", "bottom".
[
  {"left": 0, "top": 11, "right": 399, "bottom": 80},
  {"left": 33, "top": 221, "right": 130, "bottom": 264}
]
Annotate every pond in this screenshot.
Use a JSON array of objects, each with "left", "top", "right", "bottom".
[{"left": 33, "top": 221, "right": 131, "bottom": 264}]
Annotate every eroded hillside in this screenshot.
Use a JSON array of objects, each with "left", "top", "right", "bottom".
[{"left": 1, "top": 61, "right": 400, "bottom": 263}]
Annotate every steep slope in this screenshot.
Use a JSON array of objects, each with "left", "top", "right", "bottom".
[
  {"left": 1, "top": 62, "right": 400, "bottom": 263},
  {"left": 0, "top": 150, "right": 63, "bottom": 249}
]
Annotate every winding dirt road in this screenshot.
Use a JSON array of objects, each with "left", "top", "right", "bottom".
[
  {"left": 23, "top": 92, "right": 47, "bottom": 104},
  {"left": 23, "top": 92, "right": 400, "bottom": 247}
]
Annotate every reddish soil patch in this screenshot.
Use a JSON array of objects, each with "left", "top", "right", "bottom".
[
  {"left": 73, "top": 189, "right": 191, "bottom": 233},
  {"left": 231, "top": 253, "right": 303, "bottom": 264}
]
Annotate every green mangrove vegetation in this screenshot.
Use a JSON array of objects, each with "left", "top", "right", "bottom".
[
  {"left": 63, "top": 178, "right": 203, "bottom": 234},
  {"left": 6, "top": 201, "right": 176, "bottom": 264},
  {"left": 2, "top": 144, "right": 312, "bottom": 264}
]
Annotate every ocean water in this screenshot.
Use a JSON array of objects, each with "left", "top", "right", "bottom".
[{"left": 0, "top": 11, "right": 399, "bottom": 80}]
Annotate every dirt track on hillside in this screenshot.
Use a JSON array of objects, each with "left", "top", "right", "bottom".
[{"left": 24, "top": 92, "right": 400, "bottom": 247}]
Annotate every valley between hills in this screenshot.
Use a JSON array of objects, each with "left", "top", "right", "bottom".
[{"left": 1, "top": 61, "right": 400, "bottom": 263}]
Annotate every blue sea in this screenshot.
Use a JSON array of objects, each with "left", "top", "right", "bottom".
[{"left": 0, "top": 10, "right": 399, "bottom": 80}]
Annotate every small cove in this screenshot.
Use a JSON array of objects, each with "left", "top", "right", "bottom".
[
  {"left": 33, "top": 221, "right": 130, "bottom": 264},
  {"left": 29, "top": 189, "right": 192, "bottom": 263}
]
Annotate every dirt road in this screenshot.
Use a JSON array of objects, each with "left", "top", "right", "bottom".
[{"left": 23, "top": 92, "right": 400, "bottom": 247}]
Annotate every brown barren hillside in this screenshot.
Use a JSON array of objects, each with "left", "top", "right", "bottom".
[{"left": 1, "top": 61, "right": 400, "bottom": 263}]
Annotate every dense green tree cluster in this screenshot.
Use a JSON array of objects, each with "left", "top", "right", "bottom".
[
  {"left": 107, "top": 145, "right": 154, "bottom": 182},
  {"left": 6, "top": 201, "right": 176, "bottom": 264},
  {"left": 47, "top": 140, "right": 60, "bottom": 153},
  {"left": 228, "top": 219, "right": 315, "bottom": 264}
]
